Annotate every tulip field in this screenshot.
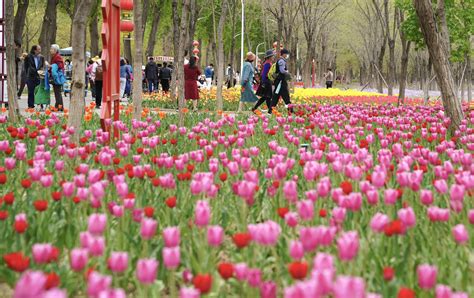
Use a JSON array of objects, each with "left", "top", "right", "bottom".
[{"left": 0, "top": 93, "right": 473, "bottom": 298}]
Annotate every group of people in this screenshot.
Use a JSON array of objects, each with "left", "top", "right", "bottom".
[
  {"left": 240, "top": 48, "right": 293, "bottom": 114},
  {"left": 14, "top": 40, "right": 66, "bottom": 111},
  {"left": 143, "top": 57, "right": 173, "bottom": 94}
]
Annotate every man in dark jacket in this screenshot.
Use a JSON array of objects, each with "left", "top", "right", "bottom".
[
  {"left": 270, "top": 48, "right": 293, "bottom": 114},
  {"left": 145, "top": 57, "right": 159, "bottom": 93},
  {"left": 24, "top": 45, "right": 45, "bottom": 109},
  {"left": 159, "top": 62, "right": 172, "bottom": 93}
]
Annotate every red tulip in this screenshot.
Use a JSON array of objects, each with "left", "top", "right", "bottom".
[
  {"left": 397, "top": 287, "right": 415, "bottom": 298},
  {"left": 288, "top": 261, "right": 308, "bottom": 279},
  {"left": 165, "top": 196, "right": 177, "bottom": 208},
  {"left": 45, "top": 272, "right": 60, "bottom": 289},
  {"left": 21, "top": 179, "right": 32, "bottom": 189},
  {"left": 3, "top": 252, "right": 30, "bottom": 272},
  {"left": 144, "top": 206, "right": 154, "bottom": 218},
  {"left": 232, "top": 233, "right": 252, "bottom": 248},
  {"left": 383, "top": 267, "right": 395, "bottom": 281},
  {"left": 4, "top": 192, "right": 14, "bottom": 205},
  {"left": 218, "top": 263, "right": 234, "bottom": 280},
  {"left": 52, "top": 192, "right": 62, "bottom": 201},
  {"left": 34, "top": 200, "right": 48, "bottom": 212},
  {"left": 0, "top": 211, "right": 8, "bottom": 220},
  {"left": 219, "top": 173, "right": 228, "bottom": 182},
  {"left": 14, "top": 219, "right": 28, "bottom": 234},
  {"left": 193, "top": 274, "right": 212, "bottom": 294},
  {"left": 0, "top": 173, "right": 6, "bottom": 184},
  {"left": 340, "top": 181, "right": 352, "bottom": 195},
  {"left": 277, "top": 207, "right": 289, "bottom": 219}
]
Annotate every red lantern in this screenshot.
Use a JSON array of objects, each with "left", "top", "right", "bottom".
[
  {"left": 120, "top": 21, "right": 134, "bottom": 32},
  {"left": 120, "top": 0, "right": 134, "bottom": 10},
  {"left": 193, "top": 40, "right": 200, "bottom": 47},
  {"left": 192, "top": 48, "right": 200, "bottom": 55}
]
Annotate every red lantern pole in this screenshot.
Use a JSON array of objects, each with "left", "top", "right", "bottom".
[{"left": 100, "top": 0, "right": 134, "bottom": 140}]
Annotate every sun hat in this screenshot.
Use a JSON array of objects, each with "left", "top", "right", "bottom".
[
  {"left": 246, "top": 52, "right": 256, "bottom": 61},
  {"left": 264, "top": 50, "right": 275, "bottom": 59},
  {"left": 92, "top": 56, "right": 101, "bottom": 62}
]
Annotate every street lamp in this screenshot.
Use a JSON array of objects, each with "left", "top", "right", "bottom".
[
  {"left": 240, "top": 0, "right": 245, "bottom": 78},
  {"left": 255, "top": 42, "right": 265, "bottom": 68}
]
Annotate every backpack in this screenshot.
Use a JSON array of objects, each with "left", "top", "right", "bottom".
[
  {"left": 267, "top": 60, "right": 280, "bottom": 83},
  {"left": 95, "top": 62, "right": 103, "bottom": 81}
]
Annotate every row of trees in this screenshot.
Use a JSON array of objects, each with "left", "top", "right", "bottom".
[{"left": 6, "top": 0, "right": 474, "bottom": 135}]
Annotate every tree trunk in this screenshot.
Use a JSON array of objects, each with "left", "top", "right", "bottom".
[
  {"left": 466, "top": 52, "right": 472, "bottom": 102},
  {"left": 229, "top": 0, "right": 236, "bottom": 73},
  {"left": 89, "top": 9, "right": 100, "bottom": 57},
  {"left": 187, "top": 0, "right": 198, "bottom": 56},
  {"left": 376, "top": 41, "right": 386, "bottom": 93},
  {"left": 6, "top": 0, "right": 20, "bottom": 122},
  {"left": 123, "top": 35, "right": 132, "bottom": 64},
  {"left": 171, "top": 0, "right": 180, "bottom": 102},
  {"left": 397, "top": 8, "right": 410, "bottom": 105},
  {"left": 436, "top": 0, "right": 450, "bottom": 55},
  {"left": 132, "top": 0, "right": 144, "bottom": 120},
  {"left": 14, "top": 0, "right": 29, "bottom": 45},
  {"left": 215, "top": 0, "right": 229, "bottom": 111},
  {"left": 39, "top": 0, "right": 58, "bottom": 61},
  {"left": 142, "top": 0, "right": 150, "bottom": 41},
  {"left": 414, "top": 0, "right": 463, "bottom": 135},
  {"left": 145, "top": 2, "right": 162, "bottom": 57},
  {"left": 68, "top": 0, "right": 95, "bottom": 140}
]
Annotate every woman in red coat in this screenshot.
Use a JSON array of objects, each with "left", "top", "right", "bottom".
[{"left": 184, "top": 56, "right": 201, "bottom": 111}]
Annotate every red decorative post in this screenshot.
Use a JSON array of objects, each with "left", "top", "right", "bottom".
[{"left": 100, "top": 0, "right": 133, "bottom": 139}]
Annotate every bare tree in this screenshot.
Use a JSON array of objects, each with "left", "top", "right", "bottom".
[
  {"left": 68, "top": 0, "right": 95, "bottom": 141},
  {"left": 216, "top": 0, "right": 229, "bottom": 111},
  {"left": 6, "top": 0, "right": 20, "bottom": 122},
  {"left": 132, "top": 0, "right": 144, "bottom": 120},
  {"left": 396, "top": 7, "right": 411, "bottom": 105},
  {"left": 14, "top": 0, "right": 29, "bottom": 44},
  {"left": 145, "top": 0, "right": 164, "bottom": 57},
  {"left": 89, "top": 2, "right": 100, "bottom": 57},
  {"left": 39, "top": 0, "right": 59, "bottom": 61},
  {"left": 413, "top": 0, "right": 463, "bottom": 135}
]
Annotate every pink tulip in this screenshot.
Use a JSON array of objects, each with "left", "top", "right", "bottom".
[
  {"left": 283, "top": 180, "right": 298, "bottom": 202},
  {"left": 163, "top": 247, "right": 180, "bottom": 269},
  {"left": 371, "top": 171, "right": 386, "bottom": 188},
  {"left": 435, "top": 284, "right": 452, "bottom": 298},
  {"left": 369, "top": 213, "right": 390, "bottom": 233},
  {"left": 88, "top": 213, "right": 107, "bottom": 236},
  {"left": 337, "top": 231, "right": 359, "bottom": 261},
  {"left": 182, "top": 269, "right": 193, "bottom": 283},
  {"left": 333, "top": 276, "right": 365, "bottom": 298},
  {"left": 397, "top": 207, "right": 416, "bottom": 228},
  {"left": 332, "top": 207, "right": 346, "bottom": 224},
  {"left": 248, "top": 220, "right": 281, "bottom": 246},
  {"left": 417, "top": 264, "right": 437, "bottom": 290},
  {"left": 260, "top": 281, "right": 277, "bottom": 298},
  {"left": 32, "top": 243, "right": 53, "bottom": 264},
  {"left": 427, "top": 207, "right": 450, "bottom": 222},
  {"left": 70, "top": 248, "right": 89, "bottom": 271},
  {"left": 112, "top": 205, "right": 124, "bottom": 217},
  {"left": 434, "top": 179, "right": 448, "bottom": 194},
  {"left": 450, "top": 184, "right": 465, "bottom": 201},
  {"left": 140, "top": 218, "right": 158, "bottom": 240},
  {"left": 284, "top": 212, "right": 299, "bottom": 227},
  {"left": 62, "top": 182, "right": 75, "bottom": 197},
  {"left": 43, "top": 289, "right": 67, "bottom": 298},
  {"left": 194, "top": 200, "right": 211, "bottom": 227},
  {"left": 452, "top": 224, "right": 469, "bottom": 244},
  {"left": 179, "top": 287, "right": 200, "bottom": 298},
  {"left": 317, "top": 180, "right": 331, "bottom": 197},
  {"left": 289, "top": 240, "right": 304, "bottom": 260},
  {"left": 469, "top": 209, "right": 474, "bottom": 224},
  {"left": 163, "top": 227, "right": 181, "bottom": 247},
  {"left": 207, "top": 225, "right": 224, "bottom": 247},
  {"left": 87, "top": 271, "right": 112, "bottom": 297},
  {"left": 297, "top": 200, "right": 314, "bottom": 221},
  {"left": 97, "top": 288, "right": 127, "bottom": 298},
  {"left": 13, "top": 271, "right": 48, "bottom": 298},
  {"left": 420, "top": 189, "right": 434, "bottom": 205},
  {"left": 5, "top": 157, "right": 16, "bottom": 170},
  {"left": 384, "top": 189, "right": 398, "bottom": 205},
  {"left": 234, "top": 263, "right": 248, "bottom": 281},
  {"left": 366, "top": 190, "right": 379, "bottom": 205},
  {"left": 136, "top": 258, "right": 158, "bottom": 284},
  {"left": 107, "top": 251, "right": 128, "bottom": 273},
  {"left": 247, "top": 268, "right": 262, "bottom": 287},
  {"left": 88, "top": 236, "right": 106, "bottom": 257},
  {"left": 450, "top": 200, "right": 464, "bottom": 213}
]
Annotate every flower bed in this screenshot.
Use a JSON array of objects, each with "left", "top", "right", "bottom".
[{"left": 0, "top": 101, "right": 472, "bottom": 297}]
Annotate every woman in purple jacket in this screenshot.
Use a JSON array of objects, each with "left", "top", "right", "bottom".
[{"left": 252, "top": 50, "right": 275, "bottom": 114}]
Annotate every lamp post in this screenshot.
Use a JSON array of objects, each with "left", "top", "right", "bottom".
[
  {"left": 240, "top": 0, "right": 245, "bottom": 77},
  {"left": 255, "top": 42, "right": 265, "bottom": 68}
]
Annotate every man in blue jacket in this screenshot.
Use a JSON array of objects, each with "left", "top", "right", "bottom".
[{"left": 270, "top": 49, "right": 293, "bottom": 114}]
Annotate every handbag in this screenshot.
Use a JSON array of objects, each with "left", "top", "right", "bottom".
[{"left": 34, "top": 80, "right": 51, "bottom": 105}]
